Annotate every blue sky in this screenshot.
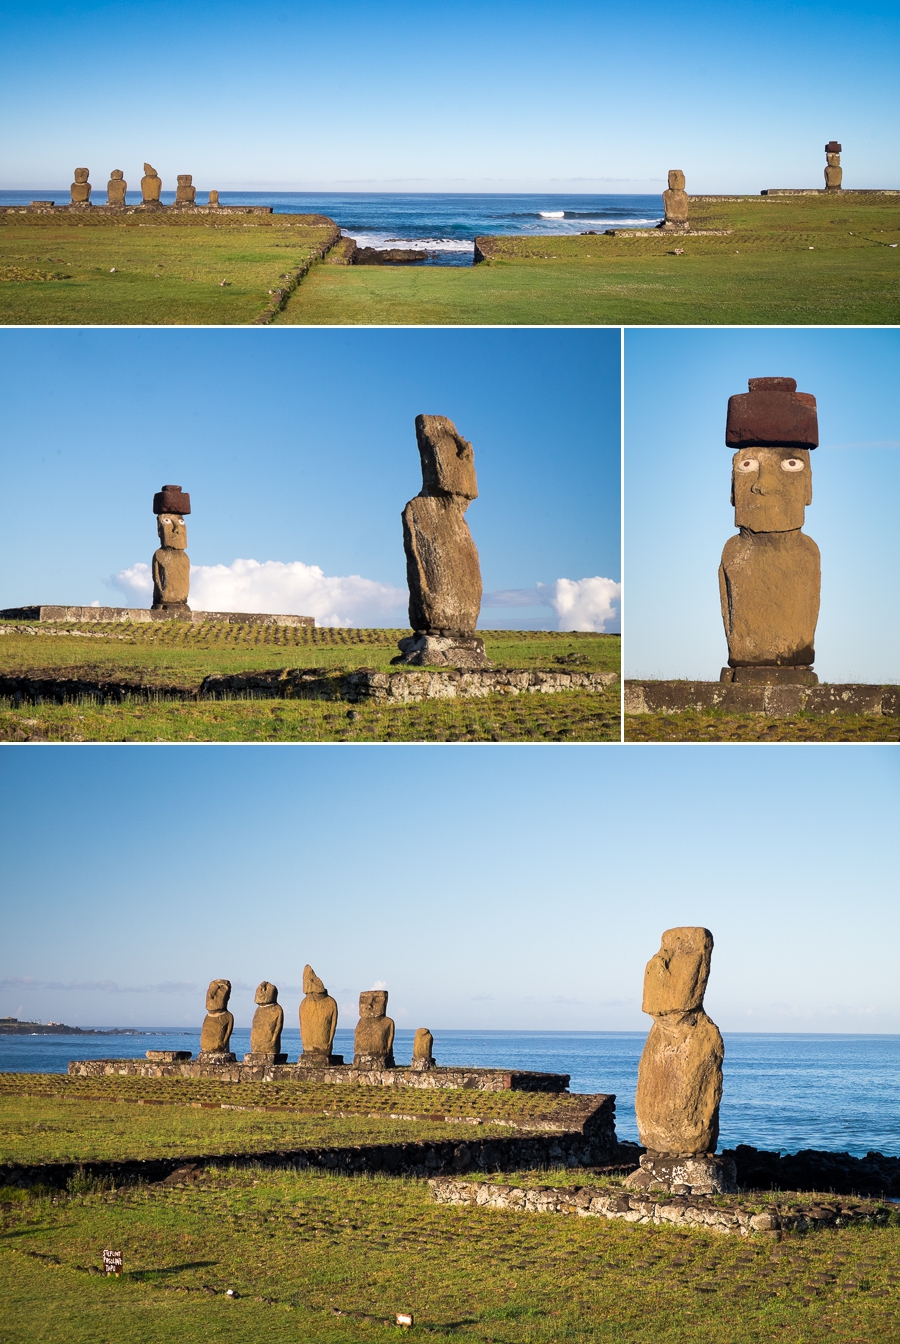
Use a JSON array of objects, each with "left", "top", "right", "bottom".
[
  {"left": 1, "top": 0, "right": 897, "bottom": 192},
  {"left": 1, "top": 744, "right": 897, "bottom": 1034},
  {"left": 0, "top": 327, "right": 621, "bottom": 629},
  {"left": 625, "top": 328, "right": 900, "bottom": 682}
]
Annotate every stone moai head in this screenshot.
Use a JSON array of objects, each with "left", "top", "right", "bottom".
[
  {"left": 303, "top": 964, "right": 326, "bottom": 995},
  {"left": 157, "top": 514, "right": 187, "bottom": 548},
  {"left": 359, "top": 989, "right": 388, "bottom": 1019},
  {"left": 177, "top": 174, "right": 192, "bottom": 187},
  {"left": 74, "top": 168, "right": 89, "bottom": 184},
  {"left": 726, "top": 378, "right": 817, "bottom": 532},
  {"left": 825, "top": 140, "right": 842, "bottom": 165},
  {"left": 144, "top": 163, "right": 157, "bottom": 176},
  {"left": 642, "top": 928, "right": 713, "bottom": 1017},
  {"left": 668, "top": 169, "right": 685, "bottom": 191},
  {"left": 110, "top": 170, "right": 124, "bottom": 181},
  {"left": 415, "top": 415, "right": 478, "bottom": 500},
  {"left": 255, "top": 981, "right": 278, "bottom": 1005},
  {"left": 206, "top": 978, "right": 232, "bottom": 1012}
]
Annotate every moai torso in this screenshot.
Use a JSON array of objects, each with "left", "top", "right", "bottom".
[
  {"left": 70, "top": 168, "right": 91, "bottom": 204},
  {"left": 151, "top": 485, "right": 191, "bottom": 611},
  {"left": 208, "top": 190, "right": 220, "bottom": 207},
  {"left": 718, "top": 378, "right": 820, "bottom": 678},
  {"left": 411, "top": 1028, "right": 435, "bottom": 1070},
  {"left": 824, "top": 140, "right": 843, "bottom": 191},
  {"left": 141, "top": 163, "right": 162, "bottom": 204},
  {"left": 249, "top": 982, "right": 284, "bottom": 1056},
  {"left": 175, "top": 174, "right": 196, "bottom": 205},
  {"left": 299, "top": 965, "right": 339, "bottom": 1059},
  {"left": 107, "top": 171, "right": 127, "bottom": 207},
  {"left": 662, "top": 168, "right": 688, "bottom": 226},
  {"left": 200, "top": 979, "right": 234, "bottom": 1054},
  {"left": 353, "top": 990, "right": 395, "bottom": 1068}
]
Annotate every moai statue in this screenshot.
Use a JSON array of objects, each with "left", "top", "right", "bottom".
[
  {"left": 824, "top": 140, "right": 843, "bottom": 191},
  {"left": 70, "top": 168, "right": 91, "bottom": 205},
  {"left": 719, "top": 377, "right": 820, "bottom": 684},
  {"left": 198, "top": 979, "right": 236, "bottom": 1061},
  {"left": 151, "top": 483, "right": 191, "bottom": 614},
  {"left": 661, "top": 169, "right": 688, "bottom": 230},
  {"left": 624, "top": 928, "right": 735, "bottom": 1195},
  {"left": 175, "top": 174, "right": 196, "bottom": 206},
  {"left": 106, "top": 170, "right": 127, "bottom": 207},
  {"left": 208, "top": 190, "right": 220, "bottom": 207},
  {"left": 298, "top": 964, "right": 342, "bottom": 1065},
  {"left": 411, "top": 1027, "right": 436, "bottom": 1071},
  {"left": 141, "top": 163, "right": 162, "bottom": 205},
  {"left": 394, "top": 414, "right": 490, "bottom": 669},
  {"left": 353, "top": 990, "right": 395, "bottom": 1069},
  {"left": 244, "top": 981, "right": 287, "bottom": 1063}
]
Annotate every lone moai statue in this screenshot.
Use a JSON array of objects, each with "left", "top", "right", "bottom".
[
  {"left": 70, "top": 168, "right": 91, "bottom": 205},
  {"left": 661, "top": 169, "right": 688, "bottom": 230},
  {"left": 625, "top": 928, "right": 735, "bottom": 1195},
  {"left": 824, "top": 140, "right": 843, "bottom": 191},
  {"left": 175, "top": 174, "right": 196, "bottom": 206},
  {"left": 299, "top": 964, "right": 342, "bottom": 1065},
  {"left": 198, "top": 978, "right": 236, "bottom": 1061},
  {"left": 394, "top": 414, "right": 490, "bottom": 669},
  {"left": 141, "top": 163, "right": 162, "bottom": 205},
  {"left": 411, "top": 1027, "right": 436, "bottom": 1071},
  {"left": 152, "top": 483, "right": 191, "bottom": 615},
  {"left": 208, "top": 190, "right": 220, "bottom": 207},
  {"left": 353, "top": 989, "right": 395, "bottom": 1069},
  {"left": 245, "top": 981, "right": 287, "bottom": 1063},
  {"left": 719, "top": 377, "right": 820, "bottom": 684},
  {"left": 106, "top": 170, "right": 127, "bottom": 207}
]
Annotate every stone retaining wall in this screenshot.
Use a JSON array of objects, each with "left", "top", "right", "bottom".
[
  {"left": 625, "top": 681, "right": 898, "bottom": 717},
  {"left": 201, "top": 667, "right": 618, "bottom": 703},
  {"left": 429, "top": 1178, "right": 893, "bottom": 1237},
  {"left": 0, "top": 607, "right": 313, "bottom": 627}
]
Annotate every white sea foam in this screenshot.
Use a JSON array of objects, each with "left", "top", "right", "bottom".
[
  {"left": 539, "top": 210, "right": 565, "bottom": 218},
  {"left": 347, "top": 231, "right": 474, "bottom": 253}
]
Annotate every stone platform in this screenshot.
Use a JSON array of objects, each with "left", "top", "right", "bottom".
[
  {"left": 0, "top": 606, "right": 313, "bottom": 628},
  {"left": 625, "top": 681, "right": 899, "bottom": 717},
  {"left": 201, "top": 667, "right": 618, "bottom": 703},
  {"left": 68, "top": 1059, "right": 571, "bottom": 1092}
]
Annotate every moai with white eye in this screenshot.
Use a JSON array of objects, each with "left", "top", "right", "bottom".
[
  {"left": 152, "top": 484, "right": 191, "bottom": 614},
  {"left": 718, "top": 377, "right": 820, "bottom": 684},
  {"left": 824, "top": 140, "right": 842, "bottom": 192}
]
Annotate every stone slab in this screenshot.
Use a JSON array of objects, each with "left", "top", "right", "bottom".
[
  {"left": 68, "top": 1060, "right": 571, "bottom": 1092},
  {"left": 0, "top": 606, "right": 313, "bottom": 627},
  {"left": 625, "top": 681, "right": 898, "bottom": 717}
]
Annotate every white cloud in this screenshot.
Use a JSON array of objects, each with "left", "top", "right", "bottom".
[
  {"left": 371, "top": 979, "right": 388, "bottom": 990},
  {"left": 484, "top": 576, "right": 621, "bottom": 632},
  {"left": 113, "top": 558, "right": 407, "bottom": 628}
]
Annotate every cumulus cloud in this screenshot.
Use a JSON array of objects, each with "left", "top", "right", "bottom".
[
  {"left": 483, "top": 576, "right": 621, "bottom": 632},
  {"left": 113, "top": 559, "right": 407, "bottom": 628}
]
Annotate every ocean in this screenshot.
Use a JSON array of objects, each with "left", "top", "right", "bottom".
[
  {"left": 2, "top": 1029, "right": 897, "bottom": 1158},
  {"left": 0, "top": 191, "right": 663, "bottom": 266}
]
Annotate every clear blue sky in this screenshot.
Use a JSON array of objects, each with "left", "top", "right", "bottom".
[
  {"left": 2, "top": 744, "right": 897, "bottom": 1034},
  {"left": 625, "top": 328, "right": 900, "bottom": 683},
  {"left": 1, "top": 0, "right": 897, "bottom": 192},
  {"left": 0, "top": 327, "right": 620, "bottom": 627}
]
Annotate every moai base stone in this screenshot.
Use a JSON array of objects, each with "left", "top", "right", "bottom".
[
  {"left": 395, "top": 414, "right": 490, "bottom": 669},
  {"left": 141, "top": 163, "right": 163, "bottom": 206},
  {"left": 175, "top": 174, "right": 196, "bottom": 206},
  {"left": 719, "top": 378, "right": 820, "bottom": 684},
  {"left": 145, "top": 1050, "right": 192, "bottom": 1062},
  {"left": 824, "top": 140, "right": 843, "bottom": 191},
  {"left": 660, "top": 169, "right": 688, "bottom": 230},
  {"left": 152, "top": 484, "right": 192, "bottom": 615},
  {"left": 70, "top": 168, "right": 91, "bottom": 205},
  {"left": 354, "top": 989, "right": 395, "bottom": 1069},
  {"left": 299, "top": 965, "right": 343, "bottom": 1065},
  {"left": 106, "top": 170, "right": 127, "bottom": 207},
  {"left": 198, "top": 978, "right": 236, "bottom": 1063},
  {"left": 625, "top": 927, "right": 734, "bottom": 1196},
  {"left": 411, "top": 1027, "right": 436, "bottom": 1071},
  {"left": 245, "top": 981, "right": 287, "bottom": 1063}
]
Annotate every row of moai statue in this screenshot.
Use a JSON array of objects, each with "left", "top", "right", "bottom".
[
  {"left": 198, "top": 965, "right": 436, "bottom": 1070},
  {"left": 660, "top": 141, "right": 844, "bottom": 231},
  {"left": 719, "top": 376, "right": 819, "bottom": 683},
  {"left": 69, "top": 166, "right": 219, "bottom": 208}
]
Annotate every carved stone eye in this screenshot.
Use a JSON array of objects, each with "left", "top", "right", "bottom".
[
  {"left": 736, "top": 457, "right": 759, "bottom": 473},
  {"left": 781, "top": 458, "right": 805, "bottom": 472}
]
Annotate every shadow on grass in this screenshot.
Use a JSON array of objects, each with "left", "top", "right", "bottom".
[{"left": 127, "top": 1260, "right": 220, "bottom": 1280}]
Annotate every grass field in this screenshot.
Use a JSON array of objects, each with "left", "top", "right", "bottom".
[
  {"left": 625, "top": 710, "right": 899, "bottom": 743},
  {"left": 2, "top": 1164, "right": 898, "bottom": 1343},
  {"left": 2, "top": 195, "right": 897, "bottom": 324}
]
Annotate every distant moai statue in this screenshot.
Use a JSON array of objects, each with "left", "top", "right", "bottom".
[
  {"left": 718, "top": 377, "right": 820, "bottom": 684},
  {"left": 624, "top": 928, "right": 735, "bottom": 1195},
  {"left": 411, "top": 1028, "right": 436, "bottom": 1071},
  {"left": 208, "top": 190, "right": 220, "bottom": 207},
  {"left": 660, "top": 169, "right": 688, "bottom": 230},
  {"left": 299, "top": 964, "right": 342, "bottom": 1064},
  {"left": 353, "top": 990, "right": 395, "bottom": 1069},
  {"left": 106, "top": 170, "right": 127, "bottom": 207},
  {"left": 151, "top": 483, "right": 192, "bottom": 614},
  {"left": 824, "top": 140, "right": 843, "bottom": 191},
  {"left": 70, "top": 168, "right": 91, "bottom": 205},
  {"left": 245, "top": 981, "right": 287, "bottom": 1063},
  {"left": 394, "top": 414, "right": 490, "bottom": 669},
  {"left": 141, "top": 163, "right": 162, "bottom": 205},
  {"left": 175, "top": 174, "right": 196, "bottom": 206},
  {"left": 198, "top": 979, "right": 236, "bottom": 1061}
]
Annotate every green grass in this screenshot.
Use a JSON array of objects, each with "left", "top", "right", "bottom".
[
  {"left": 0, "top": 217, "right": 338, "bottom": 324},
  {"left": 2, "top": 1165, "right": 898, "bottom": 1343},
  {"left": 625, "top": 710, "right": 899, "bottom": 743}
]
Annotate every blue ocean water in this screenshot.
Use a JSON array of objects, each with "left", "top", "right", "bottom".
[
  {"left": 2, "top": 1029, "right": 897, "bottom": 1158},
  {"left": 0, "top": 191, "right": 662, "bottom": 266}
]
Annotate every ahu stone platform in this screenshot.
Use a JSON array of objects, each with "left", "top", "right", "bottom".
[
  {"left": 68, "top": 1058, "right": 571, "bottom": 1092},
  {"left": 0, "top": 606, "right": 313, "bottom": 627},
  {"left": 625, "top": 681, "right": 899, "bottom": 717},
  {"left": 201, "top": 667, "right": 618, "bottom": 703}
]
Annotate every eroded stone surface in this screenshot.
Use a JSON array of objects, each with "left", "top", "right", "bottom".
[
  {"left": 106, "top": 171, "right": 127, "bottom": 206},
  {"left": 200, "top": 979, "right": 234, "bottom": 1054},
  {"left": 299, "top": 965, "right": 339, "bottom": 1063},
  {"left": 662, "top": 169, "right": 688, "bottom": 227},
  {"left": 250, "top": 981, "right": 284, "bottom": 1056},
  {"left": 175, "top": 174, "right": 196, "bottom": 205},
  {"left": 412, "top": 1028, "right": 436, "bottom": 1070},
  {"left": 354, "top": 989, "right": 395, "bottom": 1068},
  {"left": 141, "top": 164, "right": 162, "bottom": 204},
  {"left": 70, "top": 168, "right": 91, "bottom": 205}
]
